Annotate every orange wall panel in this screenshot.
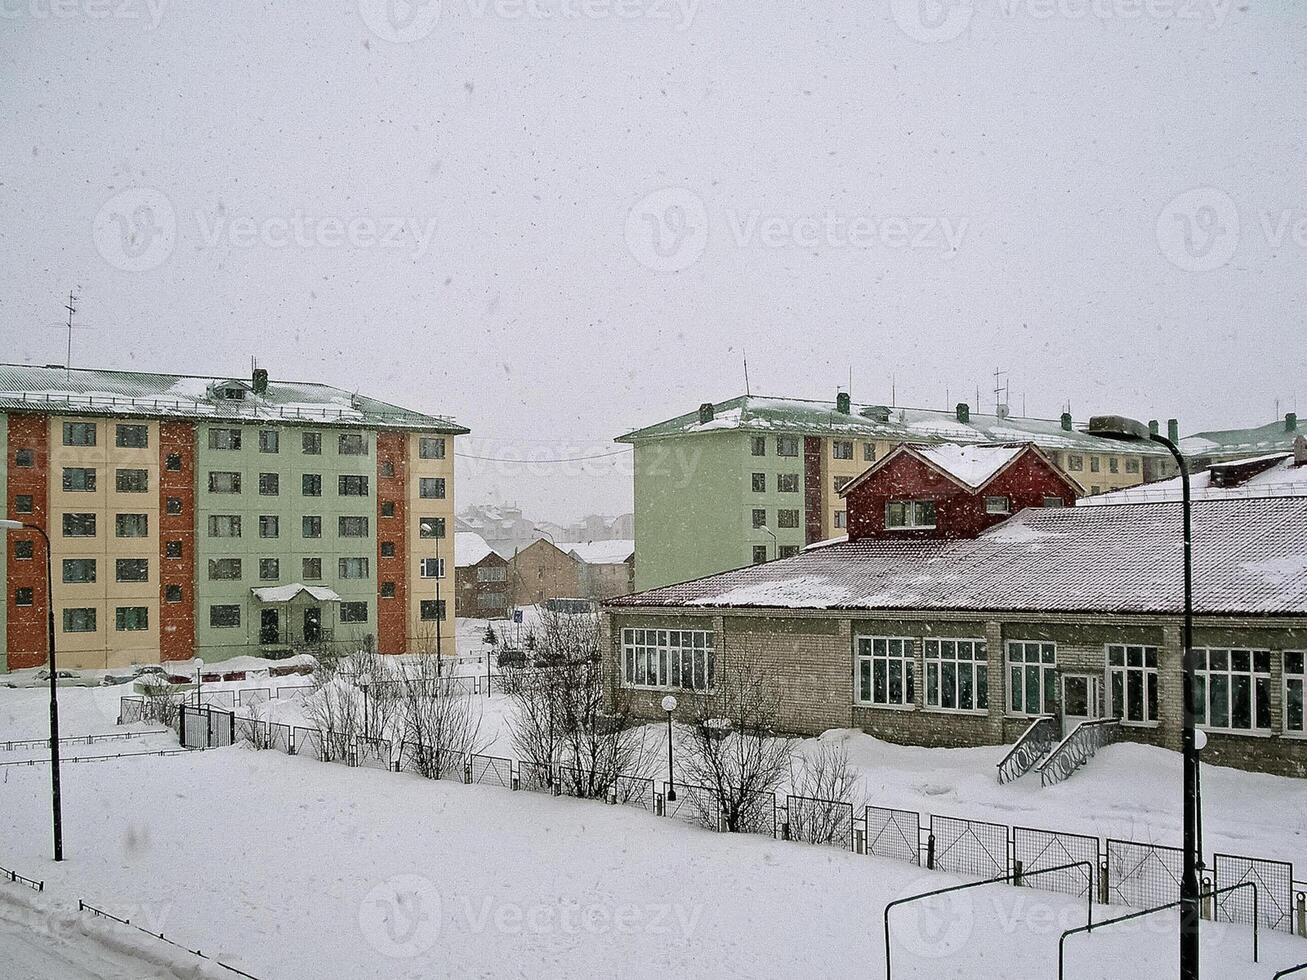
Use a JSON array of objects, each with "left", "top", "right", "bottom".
[
  {"left": 158, "top": 422, "right": 197, "bottom": 662},
  {"left": 7, "top": 414, "right": 50, "bottom": 670}
]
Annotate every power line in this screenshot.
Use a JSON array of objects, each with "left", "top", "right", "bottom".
[{"left": 454, "top": 448, "right": 632, "bottom": 464}]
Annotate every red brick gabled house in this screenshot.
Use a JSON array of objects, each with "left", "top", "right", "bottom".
[{"left": 839, "top": 442, "right": 1081, "bottom": 541}]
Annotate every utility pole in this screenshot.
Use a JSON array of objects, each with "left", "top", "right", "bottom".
[{"left": 64, "top": 291, "right": 77, "bottom": 379}]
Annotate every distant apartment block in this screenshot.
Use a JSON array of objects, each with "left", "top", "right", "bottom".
[
  {"left": 1182, "top": 412, "right": 1303, "bottom": 468},
  {"left": 618, "top": 394, "right": 1174, "bottom": 591},
  {"left": 1, "top": 364, "right": 466, "bottom": 671}
]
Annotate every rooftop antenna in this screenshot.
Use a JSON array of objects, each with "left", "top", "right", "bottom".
[
  {"left": 993, "top": 367, "right": 1009, "bottom": 414},
  {"left": 891, "top": 373, "right": 896, "bottom": 407},
  {"left": 64, "top": 290, "right": 78, "bottom": 380},
  {"left": 743, "top": 351, "right": 751, "bottom": 397}
]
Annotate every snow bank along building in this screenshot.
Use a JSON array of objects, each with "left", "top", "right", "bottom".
[
  {"left": 0, "top": 364, "right": 467, "bottom": 671},
  {"left": 617, "top": 393, "right": 1176, "bottom": 591},
  {"left": 602, "top": 442, "right": 1307, "bottom": 778}
]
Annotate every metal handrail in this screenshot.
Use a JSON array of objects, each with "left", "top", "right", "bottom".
[
  {"left": 0, "top": 864, "right": 44, "bottom": 891},
  {"left": 1039, "top": 718, "right": 1119, "bottom": 786},
  {"left": 996, "top": 715, "right": 1057, "bottom": 783},
  {"left": 1274, "top": 963, "right": 1307, "bottom": 978},
  {"left": 79, "top": 900, "right": 262, "bottom": 978}
]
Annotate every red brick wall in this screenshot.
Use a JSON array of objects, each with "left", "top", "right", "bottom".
[
  {"left": 158, "top": 422, "right": 196, "bottom": 662},
  {"left": 803, "top": 436, "right": 824, "bottom": 545},
  {"left": 376, "top": 432, "right": 409, "bottom": 654},
  {"left": 6, "top": 414, "right": 49, "bottom": 670}
]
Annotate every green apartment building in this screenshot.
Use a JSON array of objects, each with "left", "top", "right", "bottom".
[{"left": 618, "top": 393, "right": 1175, "bottom": 591}]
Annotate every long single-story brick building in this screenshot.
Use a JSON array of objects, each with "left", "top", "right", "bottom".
[{"left": 603, "top": 451, "right": 1307, "bottom": 778}]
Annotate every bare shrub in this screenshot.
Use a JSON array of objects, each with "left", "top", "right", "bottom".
[
  {"left": 139, "top": 679, "right": 183, "bottom": 730},
  {"left": 396, "top": 654, "right": 486, "bottom": 778},
  {"left": 786, "top": 742, "right": 861, "bottom": 845}
]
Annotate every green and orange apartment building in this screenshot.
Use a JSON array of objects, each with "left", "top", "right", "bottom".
[
  {"left": 0, "top": 364, "right": 466, "bottom": 672},
  {"left": 618, "top": 393, "right": 1177, "bottom": 591}
]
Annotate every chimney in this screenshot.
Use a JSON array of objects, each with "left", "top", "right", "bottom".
[
  {"left": 1167, "top": 418, "right": 1179, "bottom": 443},
  {"left": 252, "top": 368, "right": 269, "bottom": 395},
  {"left": 1060, "top": 412, "right": 1073, "bottom": 432},
  {"left": 698, "top": 402, "right": 714, "bottom": 424},
  {"left": 996, "top": 403, "right": 1010, "bottom": 420},
  {"left": 836, "top": 391, "right": 851, "bottom": 415},
  {"left": 1296, "top": 435, "right": 1307, "bottom": 467},
  {"left": 1148, "top": 419, "right": 1159, "bottom": 436},
  {"left": 955, "top": 402, "right": 970, "bottom": 424},
  {"left": 1287, "top": 412, "right": 1298, "bottom": 433}
]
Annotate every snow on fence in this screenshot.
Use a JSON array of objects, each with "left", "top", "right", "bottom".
[
  {"left": 0, "top": 863, "right": 43, "bottom": 892},
  {"left": 2, "top": 731, "right": 145, "bottom": 753},
  {"left": 930, "top": 814, "right": 1010, "bottom": 878},
  {"left": 78, "top": 899, "right": 262, "bottom": 979},
  {"left": 1013, "top": 825, "right": 1099, "bottom": 900},
  {"left": 469, "top": 754, "right": 513, "bottom": 789},
  {"left": 1215, "top": 853, "right": 1296, "bottom": 935}
]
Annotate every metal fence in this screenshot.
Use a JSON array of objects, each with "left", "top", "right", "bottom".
[
  {"left": 179, "top": 705, "right": 234, "bottom": 750},
  {"left": 1013, "top": 825, "right": 1098, "bottom": 899},
  {"left": 237, "top": 688, "right": 271, "bottom": 707},
  {"left": 787, "top": 795, "right": 855, "bottom": 849},
  {"left": 865, "top": 806, "right": 920, "bottom": 865},
  {"left": 355, "top": 736, "right": 391, "bottom": 771},
  {"left": 1106, "top": 838, "right": 1184, "bottom": 910},
  {"left": 931, "top": 814, "right": 1008, "bottom": 878},
  {"left": 664, "top": 782, "right": 719, "bottom": 830},
  {"left": 518, "top": 760, "right": 554, "bottom": 794},
  {"left": 1215, "top": 853, "right": 1295, "bottom": 934},
  {"left": 293, "top": 727, "right": 324, "bottom": 761},
  {"left": 614, "top": 773, "right": 656, "bottom": 811},
  {"left": 469, "top": 754, "right": 513, "bottom": 789}
]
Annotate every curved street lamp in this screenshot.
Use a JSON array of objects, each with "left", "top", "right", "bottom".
[
  {"left": 662, "top": 694, "right": 678, "bottom": 802},
  {"left": 420, "top": 522, "right": 444, "bottom": 664},
  {"left": 1088, "top": 415, "right": 1198, "bottom": 980}
]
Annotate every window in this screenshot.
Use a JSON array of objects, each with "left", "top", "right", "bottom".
[
  {"left": 777, "top": 509, "right": 800, "bottom": 529},
  {"left": 258, "top": 429, "right": 279, "bottom": 453},
  {"left": 302, "top": 431, "right": 322, "bottom": 455},
  {"left": 115, "top": 514, "right": 148, "bottom": 537},
  {"left": 63, "top": 422, "right": 96, "bottom": 446},
  {"left": 14, "top": 587, "right": 33, "bottom": 606},
  {"left": 778, "top": 545, "right": 800, "bottom": 558},
  {"left": 925, "top": 639, "right": 988, "bottom": 711},
  {"left": 14, "top": 448, "right": 34, "bottom": 467},
  {"left": 1091, "top": 485, "right": 1101, "bottom": 495},
  {"left": 1042, "top": 496, "right": 1065, "bottom": 508},
  {"left": 165, "top": 584, "right": 184, "bottom": 603},
  {"left": 210, "top": 604, "right": 241, "bottom": 628},
  {"left": 302, "top": 557, "right": 322, "bottom": 580},
  {"left": 338, "top": 432, "right": 367, "bottom": 456},
  {"left": 1126, "top": 457, "right": 1141, "bottom": 474},
  {"left": 1286, "top": 652, "right": 1305, "bottom": 735},
  {"left": 380, "top": 541, "right": 396, "bottom": 557},
  {"left": 115, "top": 558, "right": 149, "bottom": 583},
  {"left": 420, "top": 557, "right": 445, "bottom": 578},
  {"left": 419, "top": 477, "right": 446, "bottom": 499},
  {"left": 833, "top": 475, "right": 852, "bottom": 493},
  {"left": 1193, "top": 648, "right": 1271, "bottom": 732},
  {"left": 1109, "top": 456, "right": 1119, "bottom": 474},
  {"left": 115, "top": 606, "right": 148, "bottom": 631},
  {"left": 301, "top": 473, "right": 322, "bottom": 496},
  {"left": 381, "top": 500, "right": 396, "bottom": 517},
  {"left": 166, "top": 496, "right": 183, "bottom": 515},
  {"left": 259, "top": 558, "right": 280, "bottom": 581},
  {"left": 165, "top": 540, "right": 183, "bottom": 558},
  {"left": 63, "top": 513, "right": 96, "bottom": 537},
  {"left": 208, "top": 515, "right": 242, "bottom": 538},
  {"left": 776, "top": 435, "right": 800, "bottom": 457},
  {"left": 885, "top": 500, "right": 936, "bottom": 530},
  {"left": 62, "top": 467, "right": 96, "bottom": 491},
  {"left": 477, "top": 565, "right": 506, "bottom": 582},
  {"left": 1090, "top": 456, "right": 1101, "bottom": 473},
  {"left": 751, "top": 472, "right": 766, "bottom": 493},
  {"left": 984, "top": 496, "right": 1010, "bottom": 515},
  {"left": 1007, "top": 641, "right": 1057, "bottom": 716},
  {"left": 116, "top": 468, "right": 149, "bottom": 493},
  {"left": 778, "top": 473, "right": 800, "bottom": 493},
  {"left": 258, "top": 472, "right": 280, "bottom": 496},
  {"left": 116, "top": 424, "right": 148, "bottom": 448},
  {"left": 380, "top": 581, "right": 396, "bottom": 598},
  {"left": 165, "top": 453, "right": 182, "bottom": 472},
  {"left": 302, "top": 516, "right": 322, "bottom": 538},
  {"left": 834, "top": 510, "right": 846, "bottom": 529},
  {"left": 1067, "top": 455, "right": 1084, "bottom": 472},
  {"left": 863, "top": 443, "right": 876, "bottom": 462},
  {"left": 419, "top": 436, "right": 445, "bottom": 459},
  {"left": 209, "top": 471, "right": 241, "bottom": 494},
  {"left": 1108, "top": 645, "right": 1158, "bottom": 725},
  {"left": 856, "top": 637, "right": 914, "bottom": 707},
  {"left": 338, "top": 557, "right": 369, "bottom": 579},
  {"left": 339, "top": 516, "right": 369, "bottom": 537},
  {"left": 208, "top": 558, "right": 242, "bottom": 580},
  {"left": 621, "top": 628, "right": 715, "bottom": 691},
  {"left": 752, "top": 544, "right": 768, "bottom": 564},
  {"left": 751, "top": 509, "right": 766, "bottom": 529},
  {"left": 62, "top": 559, "right": 96, "bottom": 584},
  {"left": 419, "top": 599, "right": 447, "bottom": 621},
  {"left": 63, "top": 607, "right": 96, "bottom": 632},
  {"left": 14, "top": 540, "right": 33, "bottom": 560},
  {"left": 15, "top": 494, "right": 33, "bottom": 514},
  {"left": 338, "top": 474, "right": 369, "bottom": 496},
  {"left": 832, "top": 440, "right": 853, "bottom": 460},
  {"left": 259, "top": 515, "right": 280, "bottom": 539},
  {"left": 208, "top": 428, "right": 241, "bottom": 450},
  {"left": 419, "top": 517, "right": 445, "bottom": 539},
  {"left": 750, "top": 436, "right": 766, "bottom": 457},
  {"left": 478, "top": 593, "right": 506, "bottom": 610},
  {"left": 340, "top": 601, "right": 368, "bottom": 623}
]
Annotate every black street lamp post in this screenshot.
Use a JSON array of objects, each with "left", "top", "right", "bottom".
[
  {"left": 1089, "top": 415, "right": 1198, "bottom": 980},
  {"left": 662, "top": 694, "right": 678, "bottom": 802}
]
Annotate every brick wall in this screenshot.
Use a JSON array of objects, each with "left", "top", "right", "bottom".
[{"left": 6, "top": 413, "right": 48, "bottom": 670}]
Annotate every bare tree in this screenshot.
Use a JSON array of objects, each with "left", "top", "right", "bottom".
[
  {"left": 786, "top": 741, "right": 861, "bottom": 845},
  {"left": 139, "top": 678, "right": 183, "bottom": 730},
  {"left": 396, "top": 654, "right": 487, "bottom": 778},
  {"left": 678, "top": 654, "right": 795, "bottom": 832}
]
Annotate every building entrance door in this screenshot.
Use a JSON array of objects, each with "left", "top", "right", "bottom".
[{"left": 1061, "top": 673, "right": 1104, "bottom": 737}]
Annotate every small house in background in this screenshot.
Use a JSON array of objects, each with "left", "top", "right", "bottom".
[
  {"left": 839, "top": 442, "right": 1081, "bottom": 541},
  {"left": 508, "top": 539, "right": 582, "bottom": 607},
  {"left": 558, "top": 540, "right": 636, "bottom": 599},
  {"left": 455, "top": 532, "right": 510, "bottom": 619},
  {"left": 1079, "top": 439, "right": 1307, "bottom": 506}
]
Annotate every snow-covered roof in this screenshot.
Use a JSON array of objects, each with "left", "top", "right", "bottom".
[
  {"left": 251, "top": 584, "right": 342, "bottom": 603},
  {"left": 841, "top": 442, "right": 1035, "bottom": 498},
  {"left": 607, "top": 498, "right": 1307, "bottom": 617},
  {"left": 559, "top": 539, "right": 636, "bottom": 565},
  {"left": 1079, "top": 454, "right": 1307, "bottom": 506},
  {"left": 455, "top": 532, "right": 497, "bottom": 567}
]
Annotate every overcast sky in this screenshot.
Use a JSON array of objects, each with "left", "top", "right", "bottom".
[{"left": 2, "top": 1, "right": 1304, "bottom": 522}]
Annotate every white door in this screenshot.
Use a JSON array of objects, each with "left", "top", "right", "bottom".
[{"left": 1061, "top": 674, "right": 1103, "bottom": 737}]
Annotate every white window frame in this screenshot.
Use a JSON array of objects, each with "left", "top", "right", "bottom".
[
  {"left": 832, "top": 439, "right": 853, "bottom": 460},
  {"left": 621, "top": 628, "right": 715, "bottom": 692},
  {"left": 1193, "top": 648, "right": 1272, "bottom": 734},
  {"left": 775, "top": 435, "right": 800, "bottom": 457},
  {"left": 1107, "top": 644, "right": 1159, "bottom": 726},
  {"left": 855, "top": 636, "right": 915, "bottom": 709},
  {"left": 1285, "top": 651, "right": 1305, "bottom": 737},
  {"left": 1006, "top": 641, "right": 1057, "bottom": 717},
  {"left": 419, "top": 557, "right": 446, "bottom": 578},
  {"left": 924, "top": 638, "right": 988, "bottom": 713},
  {"left": 984, "top": 496, "right": 1010, "bottom": 515},
  {"left": 885, "top": 500, "right": 936, "bottom": 530}
]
